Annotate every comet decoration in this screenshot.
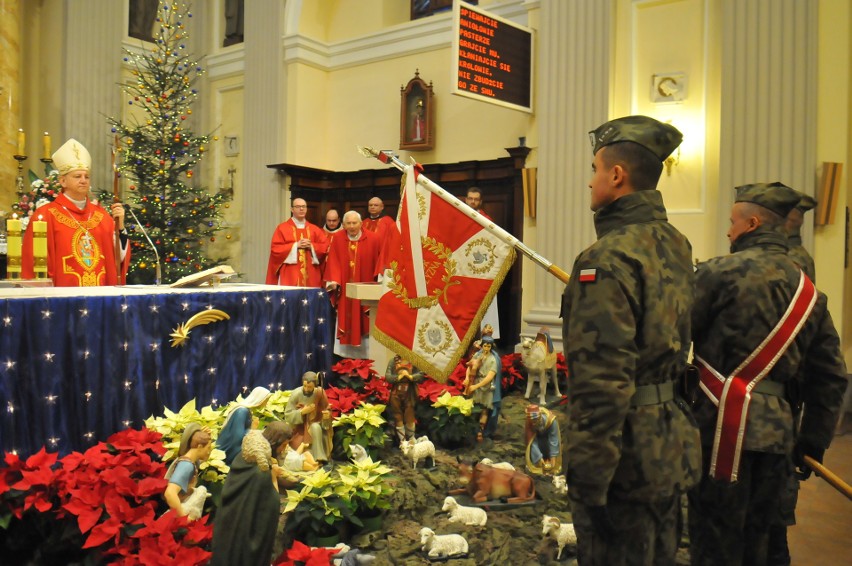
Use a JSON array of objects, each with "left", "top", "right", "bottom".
[{"left": 169, "top": 309, "right": 231, "bottom": 348}]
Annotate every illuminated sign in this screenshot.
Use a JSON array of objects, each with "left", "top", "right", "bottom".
[{"left": 451, "top": 1, "right": 533, "bottom": 112}]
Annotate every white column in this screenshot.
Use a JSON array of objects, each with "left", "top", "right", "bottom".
[
  {"left": 716, "top": 0, "right": 817, "bottom": 254},
  {"left": 63, "top": 0, "right": 124, "bottom": 186},
  {"left": 522, "top": 0, "right": 612, "bottom": 350},
  {"left": 241, "top": 0, "right": 288, "bottom": 282}
]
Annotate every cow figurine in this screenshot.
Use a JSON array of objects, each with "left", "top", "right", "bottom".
[
  {"left": 449, "top": 461, "right": 536, "bottom": 503},
  {"left": 521, "top": 329, "right": 561, "bottom": 404}
]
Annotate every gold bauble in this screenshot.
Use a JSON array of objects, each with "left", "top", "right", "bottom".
[{"left": 139, "top": 262, "right": 147, "bottom": 269}]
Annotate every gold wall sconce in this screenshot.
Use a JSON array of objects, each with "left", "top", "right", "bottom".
[{"left": 664, "top": 146, "right": 680, "bottom": 176}]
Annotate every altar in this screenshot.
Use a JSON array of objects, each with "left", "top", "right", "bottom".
[{"left": 0, "top": 284, "right": 332, "bottom": 456}]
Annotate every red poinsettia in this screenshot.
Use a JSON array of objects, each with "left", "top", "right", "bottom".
[
  {"left": 417, "top": 377, "right": 456, "bottom": 403},
  {"left": 331, "top": 358, "right": 378, "bottom": 380},
  {"left": 501, "top": 352, "right": 525, "bottom": 390},
  {"left": 273, "top": 539, "right": 340, "bottom": 565},
  {"left": 362, "top": 374, "right": 391, "bottom": 403},
  {"left": 556, "top": 352, "right": 568, "bottom": 375},
  {"left": 1, "top": 447, "right": 60, "bottom": 518},
  {"left": 325, "top": 385, "right": 368, "bottom": 417},
  {"left": 128, "top": 511, "right": 212, "bottom": 565},
  {"left": 1, "top": 427, "right": 212, "bottom": 564}
]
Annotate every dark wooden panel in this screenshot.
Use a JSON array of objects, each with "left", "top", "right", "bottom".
[{"left": 268, "top": 146, "right": 531, "bottom": 347}]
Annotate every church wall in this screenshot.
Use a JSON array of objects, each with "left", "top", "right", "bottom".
[{"left": 815, "top": 0, "right": 851, "bottom": 365}]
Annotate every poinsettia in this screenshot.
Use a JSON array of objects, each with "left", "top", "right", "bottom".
[
  {"left": 501, "top": 352, "right": 525, "bottom": 390},
  {"left": 417, "top": 374, "right": 465, "bottom": 402},
  {"left": 556, "top": 352, "right": 568, "bottom": 375},
  {"left": 2, "top": 447, "right": 61, "bottom": 518},
  {"left": 331, "top": 358, "right": 378, "bottom": 380},
  {"left": 1, "top": 427, "right": 213, "bottom": 564},
  {"left": 273, "top": 539, "right": 340, "bottom": 565},
  {"left": 362, "top": 374, "right": 391, "bottom": 403},
  {"left": 326, "top": 385, "right": 367, "bottom": 417}
]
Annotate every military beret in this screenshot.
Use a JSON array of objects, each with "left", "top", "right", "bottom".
[
  {"left": 589, "top": 115, "right": 683, "bottom": 161},
  {"left": 794, "top": 191, "right": 817, "bottom": 213},
  {"left": 734, "top": 182, "right": 802, "bottom": 218}
]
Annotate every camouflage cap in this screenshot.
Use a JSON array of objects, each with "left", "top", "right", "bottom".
[
  {"left": 734, "top": 182, "right": 802, "bottom": 218},
  {"left": 794, "top": 191, "right": 818, "bottom": 213},
  {"left": 589, "top": 115, "right": 682, "bottom": 161}
]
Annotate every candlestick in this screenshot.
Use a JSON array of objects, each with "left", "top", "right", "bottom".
[
  {"left": 6, "top": 215, "right": 22, "bottom": 280},
  {"left": 42, "top": 132, "right": 51, "bottom": 161},
  {"left": 33, "top": 216, "right": 48, "bottom": 279},
  {"left": 16, "top": 129, "right": 26, "bottom": 157}
]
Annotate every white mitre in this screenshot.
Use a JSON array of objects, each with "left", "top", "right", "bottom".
[{"left": 52, "top": 138, "right": 92, "bottom": 176}]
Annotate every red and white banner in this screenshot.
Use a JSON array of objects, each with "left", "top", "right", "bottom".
[{"left": 373, "top": 165, "right": 515, "bottom": 381}]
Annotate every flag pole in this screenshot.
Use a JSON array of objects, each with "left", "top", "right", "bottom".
[{"left": 358, "top": 146, "right": 570, "bottom": 284}]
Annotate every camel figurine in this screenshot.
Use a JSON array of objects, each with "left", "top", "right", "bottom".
[{"left": 521, "top": 328, "right": 561, "bottom": 404}]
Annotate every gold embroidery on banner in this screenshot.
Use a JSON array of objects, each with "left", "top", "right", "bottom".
[
  {"left": 463, "top": 238, "right": 496, "bottom": 275},
  {"left": 416, "top": 320, "right": 453, "bottom": 357},
  {"left": 416, "top": 191, "right": 427, "bottom": 218},
  {"left": 388, "top": 236, "right": 459, "bottom": 309}
]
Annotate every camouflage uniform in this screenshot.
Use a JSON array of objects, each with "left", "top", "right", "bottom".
[
  {"left": 770, "top": 190, "right": 817, "bottom": 564},
  {"left": 688, "top": 186, "right": 846, "bottom": 566},
  {"left": 562, "top": 187, "right": 702, "bottom": 565},
  {"left": 786, "top": 192, "right": 817, "bottom": 283}
]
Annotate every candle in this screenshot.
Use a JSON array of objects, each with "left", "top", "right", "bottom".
[
  {"left": 16, "top": 129, "right": 25, "bottom": 156},
  {"left": 42, "top": 132, "right": 51, "bottom": 160},
  {"left": 32, "top": 215, "right": 48, "bottom": 279},
  {"left": 6, "top": 214, "right": 22, "bottom": 279}
]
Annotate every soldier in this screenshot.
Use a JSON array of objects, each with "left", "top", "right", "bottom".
[
  {"left": 561, "top": 115, "right": 701, "bottom": 565},
  {"left": 688, "top": 182, "right": 847, "bottom": 566},
  {"left": 769, "top": 189, "right": 818, "bottom": 566},
  {"left": 785, "top": 191, "right": 817, "bottom": 283}
]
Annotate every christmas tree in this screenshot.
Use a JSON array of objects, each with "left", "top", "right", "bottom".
[{"left": 108, "top": 1, "right": 230, "bottom": 284}]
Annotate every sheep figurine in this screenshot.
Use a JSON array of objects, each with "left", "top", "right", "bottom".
[
  {"left": 181, "top": 484, "right": 210, "bottom": 520},
  {"left": 551, "top": 474, "right": 568, "bottom": 495},
  {"left": 400, "top": 437, "right": 435, "bottom": 469},
  {"left": 541, "top": 514, "right": 577, "bottom": 560},
  {"left": 332, "top": 546, "right": 376, "bottom": 565},
  {"left": 419, "top": 527, "right": 468, "bottom": 559},
  {"left": 349, "top": 443, "right": 370, "bottom": 464},
  {"left": 479, "top": 457, "right": 515, "bottom": 471},
  {"left": 441, "top": 496, "right": 487, "bottom": 526}
]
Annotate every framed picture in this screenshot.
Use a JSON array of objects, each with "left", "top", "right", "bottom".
[{"left": 400, "top": 71, "right": 435, "bottom": 151}]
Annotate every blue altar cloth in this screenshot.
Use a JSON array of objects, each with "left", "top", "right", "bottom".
[{"left": 0, "top": 284, "right": 332, "bottom": 456}]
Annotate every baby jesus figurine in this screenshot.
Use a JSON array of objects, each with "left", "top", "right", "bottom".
[{"left": 281, "top": 438, "right": 320, "bottom": 473}]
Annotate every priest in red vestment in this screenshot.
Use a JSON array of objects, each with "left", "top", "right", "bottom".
[
  {"left": 324, "top": 211, "right": 381, "bottom": 356},
  {"left": 362, "top": 197, "right": 395, "bottom": 237},
  {"left": 265, "top": 198, "right": 329, "bottom": 287},
  {"left": 322, "top": 208, "right": 343, "bottom": 241},
  {"left": 22, "top": 138, "right": 129, "bottom": 286}
]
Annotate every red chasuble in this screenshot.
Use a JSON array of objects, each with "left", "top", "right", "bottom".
[
  {"left": 362, "top": 214, "right": 395, "bottom": 238},
  {"left": 265, "top": 218, "right": 329, "bottom": 287},
  {"left": 21, "top": 193, "right": 128, "bottom": 286},
  {"left": 324, "top": 230, "right": 381, "bottom": 346}
]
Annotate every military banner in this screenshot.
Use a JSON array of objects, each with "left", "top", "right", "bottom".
[{"left": 373, "top": 165, "right": 515, "bottom": 381}]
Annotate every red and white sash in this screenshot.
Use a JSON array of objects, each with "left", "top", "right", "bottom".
[{"left": 695, "top": 271, "right": 816, "bottom": 482}]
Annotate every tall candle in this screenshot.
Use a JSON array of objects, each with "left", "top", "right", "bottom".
[
  {"left": 33, "top": 215, "right": 48, "bottom": 279},
  {"left": 42, "top": 132, "right": 51, "bottom": 160},
  {"left": 6, "top": 214, "right": 22, "bottom": 279},
  {"left": 16, "top": 129, "right": 25, "bottom": 156}
]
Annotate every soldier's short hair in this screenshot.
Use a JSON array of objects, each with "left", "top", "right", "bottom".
[{"left": 599, "top": 142, "right": 664, "bottom": 191}]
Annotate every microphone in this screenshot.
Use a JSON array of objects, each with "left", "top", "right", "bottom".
[{"left": 125, "top": 206, "right": 162, "bottom": 286}]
